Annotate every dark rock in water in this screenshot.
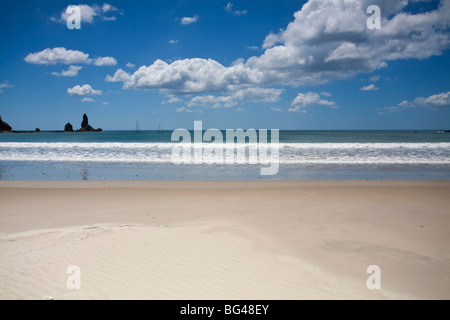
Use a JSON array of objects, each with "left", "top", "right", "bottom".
[
  {"left": 64, "top": 122, "right": 74, "bottom": 132},
  {"left": 81, "top": 114, "right": 89, "bottom": 129},
  {"left": 78, "top": 124, "right": 102, "bottom": 132},
  {"left": 78, "top": 114, "right": 102, "bottom": 132},
  {"left": 0, "top": 115, "right": 12, "bottom": 132},
  {"left": 36, "top": 128, "right": 40, "bottom": 132}
]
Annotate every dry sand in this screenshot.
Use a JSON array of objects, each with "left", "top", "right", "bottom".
[{"left": 0, "top": 180, "right": 449, "bottom": 300}]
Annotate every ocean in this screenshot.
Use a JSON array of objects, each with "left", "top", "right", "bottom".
[{"left": 0, "top": 130, "right": 449, "bottom": 180}]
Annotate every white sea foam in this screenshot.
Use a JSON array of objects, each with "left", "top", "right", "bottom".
[
  {"left": 1, "top": 142, "right": 450, "bottom": 149},
  {"left": 0, "top": 142, "right": 449, "bottom": 165}
]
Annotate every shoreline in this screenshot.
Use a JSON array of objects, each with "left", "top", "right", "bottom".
[
  {"left": 1, "top": 180, "right": 449, "bottom": 299},
  {"left": 1, "top": 179, "right": 449, "bottom": 188},
  {"left": 0, "top": 130, "right": 102, "bottom": 133}
]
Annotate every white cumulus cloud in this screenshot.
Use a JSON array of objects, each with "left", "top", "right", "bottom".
[
  {"left": 55, "top": 3, "right": 122, "bottom": 24},
  {"left": 360, "top": 84, "right": 380, "bottom": 91},
  {"left": 378, "top": 91, "right": 450, "bottom": 114},
  {"left": 67, "top": 84, "right": 102, "bottom": 97},
  {"left": 187, "top": 95, "right": 236, "bottom": 109},
  {"left": 185, "top": 87, "right": 284, "bottom": 109},
  {"left": 181, "top": 15, "right": 199, "bottom": 25},
  {"left": 166, "top": 97, "right": 183, "bottom": 104},
  {"left": 81, "top": 97, "right": 96, "bottom": 102},
  {"left": 289, "top": 92, "right": 337, "bottom": 113},
  {"left": 105, "top": 59, "right": 243, "bottom": 94},
  {"left": 51, "top": 65, "right": 83, "bottom": 77},
  {"left": 25, "top": 47, "right": 89, "bottom": 65},
  {"left": 93, "top": 56, "right": 117, "bottom": 66},
  {"left": 25, "top": 47, "right": 117, "bottom": 67},
  {"left": 102, "top": 3, "right": 119, "bottom": 13}
]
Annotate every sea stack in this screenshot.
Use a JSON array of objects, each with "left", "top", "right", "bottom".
[
  {"left": 78, "top": 114, "right": 102, "bottom": 132},
  {"left": 81, "top": 114, "right": 88, "bottom": 129},
  {"left": 0, "top": 115, "right": 12, "bottom": 132},
  {"left": 64, "top": 122, "right": 74, "bottom": 132}
]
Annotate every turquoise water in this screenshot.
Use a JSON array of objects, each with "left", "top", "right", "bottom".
[
  {"left": 0, "top": 130, "right": 449, "bottom": 180},
  {"left": 1, "top": 130, "right": 450, "bottom": 143}
]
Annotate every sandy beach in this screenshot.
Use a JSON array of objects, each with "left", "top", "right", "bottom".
[{"left": 0, "top": 180, "right": 449, "bottom": 300}]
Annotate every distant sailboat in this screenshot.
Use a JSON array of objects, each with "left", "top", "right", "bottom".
[
  {"left": 158, "top": 122, "right": 163, "bottom": 133},
  {"left": 136, "top": 120, "right": 141, "bottom": 133}
]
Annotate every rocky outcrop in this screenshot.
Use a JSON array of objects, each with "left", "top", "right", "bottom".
[
  {"left": 0, "top": 115, "right": 103, "bottom": 133},
  {"left": 78, "top": 114, "right": 102, "bottom": 132},
  {"left": 0, "top": 115, "right": 12, "bottom": 132},
  {"left": 81, "top": 114, "right": 89, "bottom": 129},
  {"left": 64, "top": 122, "right": 74, "bottom": 132},
  {"left": 78, "top": 124, "right": 102, "bottom": 132}
]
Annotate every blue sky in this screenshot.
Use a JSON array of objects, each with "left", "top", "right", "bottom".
[{"left": 0, "top": 0, "right": 449, "bottom": 130}]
